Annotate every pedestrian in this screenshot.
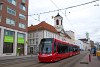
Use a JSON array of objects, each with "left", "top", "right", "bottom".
[
  {"left": 93, "top": 46, "right": 96, "bottom": 56},
  {"left": 91, "top": 48, "right": 94, "bottom": 55}
]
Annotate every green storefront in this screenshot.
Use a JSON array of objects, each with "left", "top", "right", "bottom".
[
  {"left": 17, "top": 33, "right": 25, "bottom": 56},
  {"left": 3, "top": 35, "right": 14, "bottom": 53}
]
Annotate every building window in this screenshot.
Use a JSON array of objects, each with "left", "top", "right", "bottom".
[
  {"left": 19, "top": 13, "right": 26, "bottom": 20},
  {"left": 7, "top": 0, "right": 16, "bottom": 5},
  {"left": 0, "top": 4, "right": 3, "bottom": 10},
  {"left": 61, "top": 20, "right": 62, "bottom": 25},
  {"left": 28, "top": 40, "right": 30, "bottom": 44},
  {"left": 7, "top": 7, "right": 16, "bottom": 16},
  {"left": 33, "top": 39, "right": 34, "bottom": 44},
  {"left": 6, "top": 18, "right": 15, "bottom": 26},
  {"left": 19, "top": 23, "right": 26, "bottom": 29},
  {"left": 3, "top": 30, "right": 14, "bottom": 53},
  {"left": 17, "top": 33, "right": 25, "bottom": 44},
  {"left": 36, "top": 32, "right": 38, "bottom": 37},
  {"left": 22, "top": 0, "right": 26, "bottom": 3},
  {"left": 36, "top": 38, "right": 38, "bottom": 45},
  {"left": 29, "top": 33, "right": 32, "bottom": 38},
  {"left": 18, "top": 33, "right": 25, "bottom": 38},
  {"left": 56, "top": 19, "right": 59, "bottom": 25},
  {"left": 33, "top": 33, "right": 34, "bottom": 37},
  {"left": 20, "top": 4, "right": 26, "bottom": 11},
  {"left": 3, "top": 42, "right": 13, "bottom": 53},
  {"left": 0, "top": 16, "right": 2, "bottom": 22},
  {"left": 4, "top": 30, "right": 14, "bottom": 36},
  {"left": 30, "top": 39, "right": 33, "bottom": 44}
]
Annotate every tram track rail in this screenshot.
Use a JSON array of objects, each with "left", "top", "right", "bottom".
[
  {"left": 58, "top": 51, "right": 88, "bottom": 67},
  {"left": 0, "top": 51, "right": 88, "bottom": 67}
]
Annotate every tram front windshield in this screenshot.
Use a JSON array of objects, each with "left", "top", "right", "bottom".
[{"left": 39, "top": 39, "right": 53, "bottom": 54}]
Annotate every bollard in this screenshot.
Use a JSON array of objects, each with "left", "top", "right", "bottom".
[{"left": 89, "top": 54, "right": 91, "bottom": 62}]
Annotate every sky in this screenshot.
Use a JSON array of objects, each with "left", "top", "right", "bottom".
[{"left": 28, "top": 0, "right": 100, "bottom": 42}]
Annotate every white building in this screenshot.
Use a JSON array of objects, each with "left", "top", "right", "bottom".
[
  {"left": 75, "top": 40, "right": 85, "bottom": 50},
  {"left": 66, "top": 30, "right": 75, "bottom": 44},
  {"left": 77, "top": 38, "right": 91, "bottom": 50},
  {"left": 28, "top": 13, "right": 74, "bottom": 54}
]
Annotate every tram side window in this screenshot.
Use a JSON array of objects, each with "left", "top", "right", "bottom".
[
  {"left": 72, "top": 47, "right": 74, "bottom": 51},
  {"left": 61, "top": 45, "right": 65, "bottom": 53},
  {"left": 76, "top": 47, "right": 78, "bottom": 51},
  {"left": 69, "top": 46, "right": 71, "bottom": 52},
  {"left": 58, "top": 43, "right": 62, "bottom": 53},
  {"left": 65, "top": 45, "right": 69, "bottom": 53},
  {"left": 57, "top": 43, "right": 60, "bottom": 53},
  {"left": 68, "top": 46, "right": 70, "bottom": 52},
  {"left": 54, "top": 42, "right": 57, "bottom": 53},
  {"left": 72, "top": 47, "right": 74, "bottom": 52},
  {"left": 57, "top": 43, "right": 68, "bottom": 53},
  {"left": 70, "top": 46, "right": 73, "bottom": 52},
  {"left": 75, "top": 47, "right": 77, "bottom": 51}
]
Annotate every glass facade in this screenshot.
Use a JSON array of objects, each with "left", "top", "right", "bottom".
[
  {"left": 3, "top": 30, "right": 14, "bottom": 53},
  {"left": 17, "top": 33, "right": 25, "bottom": 55},
  {"left": 17, "top": 33, "right": 25, "bottom": 43}
]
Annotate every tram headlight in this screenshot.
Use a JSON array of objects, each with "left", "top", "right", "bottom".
[{"left": 48, "top": 54, "right": 52, "bottom": 56}]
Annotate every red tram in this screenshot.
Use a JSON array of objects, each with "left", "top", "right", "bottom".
[{"left": 38, "top": 38, "right": 80, "bottom": 62}]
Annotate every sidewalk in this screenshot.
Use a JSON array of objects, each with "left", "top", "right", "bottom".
[
  {"left": 74, "top": 53, "right": 100, "bottom": 67},
  {"left": 0, "top": 55, "right": 36, "bottom": 61}
]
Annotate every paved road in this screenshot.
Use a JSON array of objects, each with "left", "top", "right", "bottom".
[{"left": 0, "top": 51, "right": 88, "bottom": 67}]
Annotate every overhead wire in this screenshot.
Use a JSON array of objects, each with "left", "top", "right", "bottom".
[
  {"left": 29, "top": 0, "right": 100, "bottom": 23},
  {"left": 29, "top": 0, "right": 100, "bottom": 36},
  {"left": 49, "top": 0, "right": 82, "bottom": 38},
  {"left": 29, "top": 0, "right": 100, "bottom": 24},
  {"left": 31, "top": 0, "right": 100, "bottom": 15}
]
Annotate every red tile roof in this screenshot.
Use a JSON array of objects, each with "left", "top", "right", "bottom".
[
  {"left": 28, "top": 21, "right": 58, "bottom": 33},
  {"left": 28, "top": 21, "right": 71, "bottom": 39}
]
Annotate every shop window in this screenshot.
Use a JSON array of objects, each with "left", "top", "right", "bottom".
[{"left": 3, "top": 42, "right": 13, "bottom": 53}]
